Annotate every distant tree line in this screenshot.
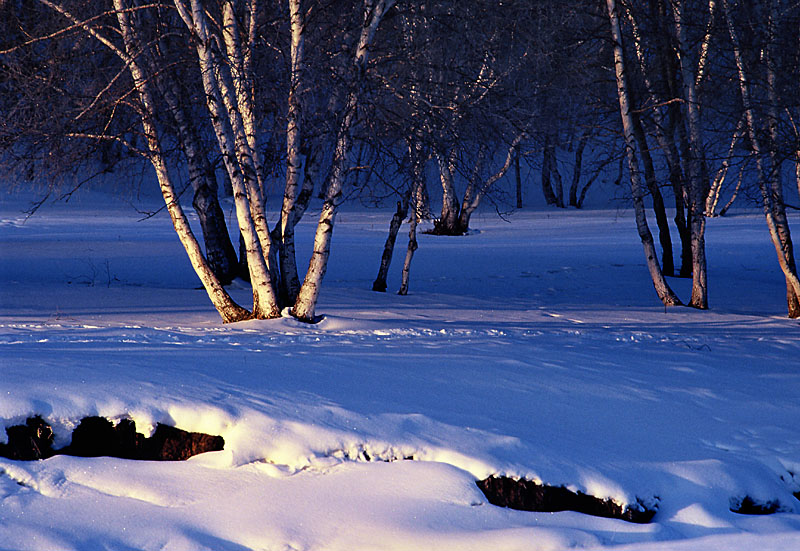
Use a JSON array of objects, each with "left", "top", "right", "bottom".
[{"left": 1, "top": 0, "right": 798, "bottom": 320}]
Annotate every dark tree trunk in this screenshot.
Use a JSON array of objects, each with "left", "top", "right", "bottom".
[
  {"left": 515, "top": 144, "right": 523, "bottom": 208},
  {"left": 568, "top": 133, "right": 588, "bottom": 208},
  {"left": 632, "top": 113, "right": 674, "bottom": 276},
  {"left": 373, "top": 196, "right": 409, "bottom": 292},
  {"left": 192, "top": 181, "right": 239, "bottom": 284},
  {"left": 541, "top": 136, "right": 560, "bottom": 206}
]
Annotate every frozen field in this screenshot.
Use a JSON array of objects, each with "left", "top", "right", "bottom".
[{"left": 1, "top": 191, "right": 799, "bottom": 551}]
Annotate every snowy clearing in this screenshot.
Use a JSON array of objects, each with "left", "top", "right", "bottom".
[{"left": 1, "top": 191, "right": 799, "bottom": 551}]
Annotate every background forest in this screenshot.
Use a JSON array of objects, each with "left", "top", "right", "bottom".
[{"left": 2, "top": 0, "right": 799, "bottom": 321}]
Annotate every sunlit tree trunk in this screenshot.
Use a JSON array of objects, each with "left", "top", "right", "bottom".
[
  {"left": 671, "top": 0, "right": 708, "bottom": 309},
  {"left": 723, "top": 0, "right": 800, "bottom": 317},
  {"left": 607, "top": 0, "right": 681, "bottom": 307},
  {"left": 277, "top": 0, "right": 306, "bottom": 304},
  {"left": 635, "top": 1, "right": 693, "bottom": 277},
  {"left": 764, "top": 1, "right": 800, "bottom": 316},
  {"left": 706, "top": 116, "right": 745, "bottom": 217},
  {"left": 174, "top": 0, "right": 280, "bottom": 319},
  {"left": 222, "top": 0, "right": 264, "bottom": 192},
  {"left": 36, "top": 0, "right": 252, "bottom": 322},
  {"left": 399, "top": 152, "right": 425, "bottom": 296},
  {"left": 293, "top": 0, "right": 396, "bottom": 322}
]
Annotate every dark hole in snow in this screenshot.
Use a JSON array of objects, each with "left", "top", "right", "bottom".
[
  {"left": 0, "top": 416, "right": 224, "bottom": 461},
  {"left": 730, "top": 496, "right": 786, "bottom": 515},
  {"left": 476, "top": 476, "right": 657, "bottom": 524}
]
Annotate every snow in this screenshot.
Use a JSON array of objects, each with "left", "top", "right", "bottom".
[{"left": 1, "top": 189, "right": 799, "bottom": 550}]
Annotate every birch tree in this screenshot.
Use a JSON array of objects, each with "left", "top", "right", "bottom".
[
  {"left": 1, "top": 1, "right": 242, "bottom": 285},
  {"left": 670, "top": 0, "right": 709, "bottom": 309},
  {"left": 291, "top": 0, "right": 397, "bottom": 321},
  {"left": 606, "top": 0, "right": 682, "bottom": 307},
  {"left": 31, "top": 0, "right": 253, "bottom": 322},
  {"left": 722, "top": 0, "right": 800, "bottom": 317},
  {"left": 14, "top": 0, "right": 397, "bottom": 323}
]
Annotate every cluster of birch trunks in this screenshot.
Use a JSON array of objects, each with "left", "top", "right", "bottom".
[{"left": 5, "top": 0, "right": 798, "bottom": 320}]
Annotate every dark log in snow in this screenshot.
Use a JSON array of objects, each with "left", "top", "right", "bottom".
[
  {"left": 476, "top": 475, "right": 657, "bottom": 524},
  {"left": 1, "top": 417, "right": 223, "bottom": 461}
]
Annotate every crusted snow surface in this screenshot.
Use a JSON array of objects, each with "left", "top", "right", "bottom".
[{"left": 1, "top": 191, "right": 799, "bottom": 550}]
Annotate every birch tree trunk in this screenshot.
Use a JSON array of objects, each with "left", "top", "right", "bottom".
[
  {"left": 568, "top": 132, "right": 588, "bottom": 208},
  {"left": 718, "top": 162, "right": 745, "bottom": 216},
  {"left": 399, "top": 157, "right": 425, "bottom": 296},
  {"left": 765, "top": 1, "right": 800, "bottom": 316},
  {"left": 277, "top": 0, "right": 306, "bottom": 304},
  {"left": 398, "top": 205, "right": 419, "bottom": 296},
  {"left": 457, "top": 134, "right": 524, "bottom": 232},
  {"left": 155, "top": 69, "right": 239, "bottom": 284},
  {"left": 796, "top": 151, "right": 800, "bottom": 200},
  {"left": 607, "top": 0, "right": 681, "bottom": 307},
  {"left": 515, "top": 144, "right": 523, "bottom": 208},
  {"left": 671, "top": 0, "right": 708, "bottom": 309},
  {"left": 632, "top": 112, "right": 675, "bottom": 276},
  {"left": 39, "top": 0, "right": 251, "bottom": 323},
  {"left": 222, "top": 0, "right": 264, "bottom": 193},
  {"left": 457, "top": 144, "right": 488, "bottom": 233},
  {"left": 373, "top": 195, "right": 410, "bottom": 292},
  {"left": 723, "top": 0, "right": 800, "bottom": 317},
  {"left": 705, "top": 116, "right": 745, "bottom": 216},
  {"left": 435, "top": 150, "right": 461, "bottom": 233},
  {"left": 541, "top": 137, "right": 560, "bottom": 207},
  {"left": 292, "top": 0, "right": 396, "bottom": 322},
  {"left": 636, "top": 1, "right": 692, "bottom": 277},
  {"left": 174, "top": 0, "right": 280, "bottom": 319},
  {"left": 116, "top": 0, "right": 251, "bottom": 322}
]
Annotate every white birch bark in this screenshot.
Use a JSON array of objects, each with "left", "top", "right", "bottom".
[
  {"left": 222, "top": 0, "right": 264, "bottom": 193},
  {"left": 627, "top": 5, "right": 693, "bottom": 277},
  {"left": 398, "top": 200, "right": 419, "bottom": 296},
  {"left": 399, "top": 151, "right": 425, "bottom": 296},
  {"left": 718, "top": 161, "right": 745, "bottom": 216},
  {"left": 607, "top": 0, "right": 681, "bottom": 307},
  {"left": 435, "top": 151, "right": 461, "bottom": 233},
  {"left": 705, "top": 116, "right": 745, "bottom": 216},
  {"left": 278, "top": 0, "right": 306, "bottom": 302},
  {"left": 765, "top": 1, "right": 800, "bottom": 316},
  {"left": 433, "top": 51, "right": 497, "bottom": 235},
  {"left": 723, "top": 0, "right": 800, "bottom": 317},
  {"left": 213, "top": 1, "right": 280, "bottom": 291},
  {"left": 671, "top": 0, "right": 709, "bottom": 309},
  {"left": 38, "top": 0, "right": 250, "bottom": 322},
  {"left": 156, "top": 72, "right": 239, "bottom": 283},
  {"left": 174, "top": 0, "right": 280, "bottom": 318},
  {"left": 373, "top": 196, "right": 409, "bottom": 292},
  {"left": 694, "top": 0, "right": 716, "bottom": 90},
  {"left": 292, "top": 0, "right": 396, "bottom": 322}
]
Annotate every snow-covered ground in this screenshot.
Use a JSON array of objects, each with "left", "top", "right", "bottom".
[{"left": 1, "top": 190, "right": 799, "bottom": 551}]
